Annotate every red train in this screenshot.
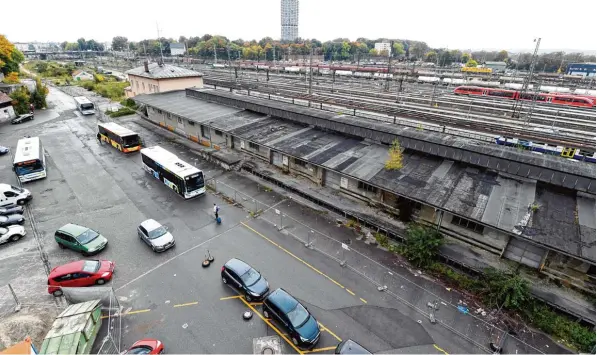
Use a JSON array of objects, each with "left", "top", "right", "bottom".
[{"left": 453, "top": 86, "right": 596, "bottom": 108}]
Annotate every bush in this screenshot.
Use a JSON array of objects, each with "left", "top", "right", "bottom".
[
  {"left": 120, "top": 98, "right": 138, "bottom": 109},
  {"left": 479, "top": 268, "right": 529, "bottom": 310},
  {"left": 375, "top": 233, "right": 389, "bottom": 248},
  {"left": 402, "top": 224, "right": 443, "bottom": 268},
  {"left": 107, "top": 107, "right": 135, "bottom": 118}
]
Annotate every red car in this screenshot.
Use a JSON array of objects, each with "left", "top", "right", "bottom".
[
  {"left": 124, "top": 339, "right": 164, "bottom": 354},
  {"left": 47, "top": 260, "right": 115, "bottom": 296}
]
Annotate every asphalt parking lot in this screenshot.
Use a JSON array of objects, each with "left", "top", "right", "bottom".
[{"left": 0, "top": 86, "right": 479, "bottom": 354}]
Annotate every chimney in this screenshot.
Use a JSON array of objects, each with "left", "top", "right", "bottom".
[{"left": 144, "top": 61, "right": 149, "bottom": 73}]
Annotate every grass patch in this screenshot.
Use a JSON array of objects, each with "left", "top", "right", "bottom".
[{"left": 107, "top": 107, "right": 136, "bottom": 118}]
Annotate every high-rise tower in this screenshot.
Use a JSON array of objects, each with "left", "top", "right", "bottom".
[{"left": 281, "top": 0, "right": 299, "bottom": 41}]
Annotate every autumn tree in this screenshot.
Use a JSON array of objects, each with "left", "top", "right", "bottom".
[
  {"left": 2, "top": 72, "right": 19, "bottom": 83},
  {"left": 385, "top": 139, "right": 403, "bottom": 170},
  {"left": 0, "top": 35, "right": 24, "bottom": 76},
  {"left": 466, "top": 59, "right": 478, "bottom": 67},
  {"left": 368, "top": 48, "right": 378, "bottom": 56}
]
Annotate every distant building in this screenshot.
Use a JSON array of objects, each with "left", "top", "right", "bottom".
[
  {"left": 170, "top": 42, "right": 186, "bottom": 56},
  {"left": 281, "top": 0, "right": 299, "bottom": 41},
  {"left": 566, "top": 63, "right": 596, "bottom": 77},
  {"left": 484, "top": 61, "right": 507, "bottom": 73},
  {"left": 125, "top": 62, "right": 203, "bottom": 98},
  {"left": 72, "top": 70, "right": 94, "bottom": 81},
  {"left": 374, "top": 42, "right": 391, "bottom": 56}
]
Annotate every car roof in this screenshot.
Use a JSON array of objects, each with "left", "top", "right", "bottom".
[
  {"left": 58, "top": 223, "right": 89, "bottom": 236},
  {"left": 266, "top": 288, "right": 298, "bottom": 313},
  {"left": 224, "top": 258, "right": 252, "bottom": 274},
  {"left": 140, "top": 219, "right": 162, "bottom": 231},
  {"left": 50, "top": 261, "right": 85, "bottom": 276}
]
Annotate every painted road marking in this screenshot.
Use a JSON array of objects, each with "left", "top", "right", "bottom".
[
  {"left": 304, "top": 346, "right": 338, "bottom": 354},
  {"left": 318, "top": 323, "right": 342, "bottom": 342},
  {"left": 239, "top": 297, "right": 304, "bottom": 355},
  {"left": 220, "top": 295, "right": 243, "bottom": 300},
  {"left": 173, "top": 301, "right": 198, "bottom": 308},
  {"left": 249, "top": 302, "right": 263, "bottom": 306},
  {"left": 434, "top": 344, "right": 449, "bottom": 355},
  {"left": 360, "top": 298, "right": 367, "bottom": 304},
  {"left": 100, "top": 308, "right": 151, "bottom": 319},
  {"left": 345, "top": 289, "right": 355, "bottom": 296}
]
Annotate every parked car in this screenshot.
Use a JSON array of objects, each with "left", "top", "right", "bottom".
[
  {"left": 47, "top": 259, "right": 115, "bottom": 297},
  {"left": 0, "top": 184, "right": 32, "bottom": 206},
  {"left": 0, "top": 205, "right": 24, "bottom": 215},
  {"left": 0, "top": 146, "right": 9, "bottom": 155},
  {"left": 0, "top": 225, "right": 26, "bottom": 244},
  {"left": 262, "top": 288, "right": 320, "bottom": 349},
  {"left": 55, "top": 223, "right": 108, "bottom": 255},
  {"left": 221, "top": 258, "right": 269, "bottom": 301},
  {"left": 124, "top": 339, "right": 164, "bottom": 354},
  {"left": 137, "top": 219, "right": 174, "bottom": 252},
  {"left": 0, "top": 214, "right": 25, "bottom": 227},
  {"left": 335, "top": 340, "right": 372, "bottom": 354},
  {"left": 11, "top": 113, "right": 34, "bottom": 124}
]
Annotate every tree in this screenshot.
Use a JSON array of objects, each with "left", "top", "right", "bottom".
[
  {"left": 112, "top": 36, "right": 128, "bottom": 51},
  {"left": 466, "top": 59, "right": 478, "bottom": 67},
  {"left": 31, "top": 77, "right": 48, "bottom": 109},
  {"left": 385, "top": 139, "right": 403, "bottom": 170},
  {"left": 9, "top": 86, "right": 30, "bottom": 114},
  {"left": 379, "top": 49, "right": 389, "bottom": 57},
  {"left": 2, "top": 72, "right": 19, "bottom": 84},
  {"left": 461, "top": 53, "right": 470, "bottom": 63},
  {"left": 65, "top": 42, "right": 79, "bottom": 51},
  {"left": 368, "top": 48, "right": 378, "bottom": 56},
  {"left": 77, "top": 38, "right": 87, "bottom": 50},
  {"left": 424, "top": 51, "right": 437, "bottom": 63},
  {"left": 60, "top": 41, "right": 68, "bottom": 50},
  {"left": 479, "top": 268, "right": 529, "bottom": 310},
  {"left": 178, "top": 36, "right": 187, "bottom": 44},
  {"left": 402, "top": 224, "right": 443, "bottom": 269},
  {"left": 392, "top": 42, "right": 405, "bottom": 57},
  {"left": 496, "top": 50, "right": 509, "bottom": 62},
  {"left": 0, "top": 35, "right": 24, "bottom": 76}
]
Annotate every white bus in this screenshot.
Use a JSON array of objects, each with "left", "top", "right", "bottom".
[
  {"left": 140, "top": 146, "right": 205, "bottom": 199},
  {"left": 74, "top": 96, "right": 95, "bottom": 115},
  {"left": 13, "top": 137, "right": 47, "bottom": 182}
]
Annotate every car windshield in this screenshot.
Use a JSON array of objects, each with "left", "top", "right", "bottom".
[
  {"left": 76, "top": 229, "right": 99, "bottom": 244},
  {"left": 0, "top": 227, "right": 7, "bottom": 234},
  {"left": 127, "top": 346, "right": 153, "bottom": 354},
  {"left": 122, "top": 135, "right": 140, "bottom": 147},
  {"left": 185, "top": 172, "right": 205, "bottom": 192},
  {"left": 11, "top": 185, "right": 24, "bottom": 193},
  {"left": 82, "top": 260, "right": 101, "bottom": 273},
  {"left": 240, "top": 268, "right": 261, "bottom": 286},
  {"left": 14, "top": 160, "right": 43, "bottom": 175},
  {"left": 148, "top": 226, "right": 167, "bottom": 239},
  {"left": 287, "top": 303, "right": 310, "bottom": 328}
]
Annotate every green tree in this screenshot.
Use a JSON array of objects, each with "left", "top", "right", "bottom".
[
  {"left": 496, "top": 50, "right": 509, "bottom": 62},
  {"left": 31, "top": 77, "right": 48, "bottom": 109},
  {"left": 9, "top": 86, "right": 31, "bottom": 114},
  {"left": 368, "top": 48, "right": 378, "bottom": 56},
  {"left": 461, "top": 53, "right": 470, "bottom": 63},
  {"left": 424, "top": 51, "right": 437, "bottom": 63},
  {"left": 385, "top": 139, "right": 403, "bottom": 170},
  {"left": 77, "top": 37, "right": 87, "bottom": 50},
  {"left": 65, "top": 42, "right": 79, "bottom": 51},
  {"left": 465, "top": 59, "right": 478, "bottom": 67},
  {"left": 402, "top": 224, "right": 443, "bottom": 269},
  {"left": 36, "top": 61, "right": 49, "bottom": 73},
  {"left": 392, "top": 42, "right": 405, "bottom": 56}
]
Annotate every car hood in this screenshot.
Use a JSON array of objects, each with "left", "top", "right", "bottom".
[
  {"left": 247, "top": 277, "right": 269, "bottom": 296},
  {"left": 295, "top": 315, "right": 320, "bottom": 341},
  {"left": 84, "top": 234, "right": 108, "bottom": 250},
  {"left": 150, "top": 232, "right": 174, "bottom": 247}
]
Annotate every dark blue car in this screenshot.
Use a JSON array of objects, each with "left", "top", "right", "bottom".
[
  {"left": 263, "top": 288, "right": 320, "bottom": 349},
  {"left": 221, "top": 258, "right": 269, "bottom": 301},
  {"left": 0, "top": 146, "right": 9, "bottom": 155}
]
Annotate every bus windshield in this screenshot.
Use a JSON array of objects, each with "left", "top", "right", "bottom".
[
  {"left": 122, "top": 135, "right": 140, "bottom": 147},
  {"left": 185, "top": 173, "right": 205, "bottom": 192},
  {"left": 14, "top": 160, "right": 43, "bottom": 175}
]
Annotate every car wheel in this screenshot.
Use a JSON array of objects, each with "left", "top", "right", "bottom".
[
  {"left": 10, "top": 234, "right": 23, "bottom": 242},
  {"left": 58, "top": 243, "right": 66, "bottom": 249},
  {"left": 53, "top": 289, "right": 63, "bottom": 297},
  {"left": 222, "top": 276, "right": 227, "bottom": 284},
  {"left": 159, "top": 350, "right": 164, "bottom": 354},
  {"left": 292, "top": 337, "right": 299, "bottom": 346},
  {"left": 96, "top": 279, "right": 106, "bottom": 285},
  {"left": 17, "top": 200, "right": 26, "bottom": 205},
  {"left": 263, "top": 309, "right": 269, "bottom": 318},
  {"left": 245, "top": 293, "right": 252, "bottom": 302}
]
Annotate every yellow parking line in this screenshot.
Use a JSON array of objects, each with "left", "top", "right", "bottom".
[
  {"left": 434, "top": 344, "right": 449, "bottom": 355},
  {"left": 173, "top": 301, "right": 198, "bottom": 308},
  {"left": 249, "top": 302, "right": 263, "bottom": 306},
  {"left": 345, "top": 289, "right": 355, "bottom": 296},
  {"left": 360, "top": 298, "right": 367, "bottom": 304},
  {"left": 241, "top": 222, "right": 347, "bottom": 290},
  {"left": 239, "top": 297, "right": 304, "bottom": 355},
  {"left": 318, "top": 323, "right": 342, "bottom": 342},
  {"left": 304, "top": 346, "right": 338, "bottom": 353},
  {"left": 220, "top": 295, "right": 243, "bottom": 300},
  {"left": 126, "top": 309, "right": 151, "bottom": 315}
]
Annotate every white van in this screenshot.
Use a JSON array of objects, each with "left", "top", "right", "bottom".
[{"left": 0, "top": 184, "right": 32, "bottom": 207}]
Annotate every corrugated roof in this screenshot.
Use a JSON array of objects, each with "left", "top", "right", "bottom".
[
  {"left": 126, "top": 63, "right": 202, "bottom": 79},
  {"left": 170, "top": 43, "right": 185, "bottom": 49}
]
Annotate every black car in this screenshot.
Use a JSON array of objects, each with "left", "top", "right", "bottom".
[
  {"left": 0, "top": 146, "right": 9, "bottom": 155},
  {"left": 11, "top": 114, "right": 34, "bottom": 124},
  {"left": 263, "top": 288, "right": 320, "bottom": 349},
  {"left": 0, "top": 214, "right": 25, "bottom": 227},
  {"left": 221, "top": 258, "right": 269, "bottom": 301},
  {"left": 335, "top": 340, "right": 372, "bottom": 354},
  {"left": 0, "top": 205, "right": 24, "bottom": 216}
]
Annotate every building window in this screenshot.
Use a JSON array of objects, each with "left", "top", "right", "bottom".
[
  {"left": 157, "top": 109, "right": 162, "bottom": 114},
  {"left": 294, "top": 158, "right": 307, "bottom": 168},
  {"left": 249, "top": 142, "right": 260, "bottom": 151},
  {"left": 358, "top": 181, "right": 378, "bottom": 193},
  {"left": 451, "top": 216, "right": 485, "bottom": 234},
  {"left": 215, "top": 130, "right": 223, "bottom": 136},
  {"left": 201, "top": 125, "right": 210, "bottom": 139},
  {"left": 177, "top": 117, "right": 183, "bottom": 124},
  {"left": 136, "top": 81, "right": 139, "bottom": 89},
  {"left": 166, "top": 113, "right": 171, "bottom": 120},
  {"left": 188, "top": 120, "right": 195, "bottom": 126}
]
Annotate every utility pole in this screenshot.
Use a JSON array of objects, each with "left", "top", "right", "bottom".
[
  {"left": 385, "top": 41, "right": 393, "bottom": 91},
  {"left": 227, "top": 45, "right": 233, "bottom": 80},
  {"left": 156, "top": 22, "right": 164, "bottom": 64},
  {"left": 213, "top": 43, "right": 217, "bottom": 64},
  {"left": 512, "top": 38, "right": 541, "bottom": 118},
  {"left": 308, "top": 47, "right": 314, "bottom": 95}
]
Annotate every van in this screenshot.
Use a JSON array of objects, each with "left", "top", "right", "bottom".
[{"left": 0, "top": 183, "right": 32, "bottom": 207}]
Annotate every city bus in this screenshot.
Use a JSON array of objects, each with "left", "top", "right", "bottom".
[
  {"left": 140, "top": 146, "right": 206, "bottom": 199},
  {"left": 74, "top": 96, "right": 95, "bottom": 115},
  {"left": 13, "top": 137, "right": 47, "bottom": 182},
  {"left": 98, "top": 122, "right": 142, "bottom": 153}
]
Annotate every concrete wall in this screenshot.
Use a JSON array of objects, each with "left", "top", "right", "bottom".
[
  {"left": 289, "top": 157, "right": 323, "bottom": 185},
  {"left": 0, "top": 105, "right": 16, "bottom": 122}
]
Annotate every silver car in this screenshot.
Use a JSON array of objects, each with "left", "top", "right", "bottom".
[{"left": 137, "top": 219, "right": 175, "bottom": 252}]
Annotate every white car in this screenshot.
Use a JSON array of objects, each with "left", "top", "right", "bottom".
[{"left": 0, "top": 225, "right": 26, "bottom": 244}]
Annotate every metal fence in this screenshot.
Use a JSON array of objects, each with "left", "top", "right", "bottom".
[{"left": 210, "top": 178, "right": 544, "bottom": 354}]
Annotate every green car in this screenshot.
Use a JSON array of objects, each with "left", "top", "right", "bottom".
[{"left": 55, "top": 223, "right": 108, "bottom": 255}]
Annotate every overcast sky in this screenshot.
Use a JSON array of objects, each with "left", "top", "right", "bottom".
[{"left": 3, "top": 0, "right": 596, "bottom": 52}]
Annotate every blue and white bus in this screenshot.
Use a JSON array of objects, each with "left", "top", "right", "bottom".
[
  {"left": 140, "top": 146, "right": 206, "bottom": 199},
  {"left": 74, "top": 96, "right": 95, "bottom": 115},
  {"left": 13, "top": 137, "right": 47, "bottom": 182}
]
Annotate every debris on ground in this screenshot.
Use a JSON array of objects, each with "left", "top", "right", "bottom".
[{"left": 0, "top": 306, "right": 59, "bottom": 351}]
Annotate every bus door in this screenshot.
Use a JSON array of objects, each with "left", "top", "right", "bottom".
[{"left": 482, "top": 88, "right": 489, "bottom": 96}]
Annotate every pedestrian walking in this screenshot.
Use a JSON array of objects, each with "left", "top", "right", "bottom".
[
  {"left": 97, "top": 132, "right": 102, "bottom": 145},
  {"left": 213, "top": 203, "right": 220, "bottom": 220}
]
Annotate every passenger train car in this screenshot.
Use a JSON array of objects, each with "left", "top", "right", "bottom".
[
  {"left": 453, "top": 86, "right": 595, "bottom": 108},
  {"left": 495, "top": 136, "right": 596, "bottom": 163}
]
